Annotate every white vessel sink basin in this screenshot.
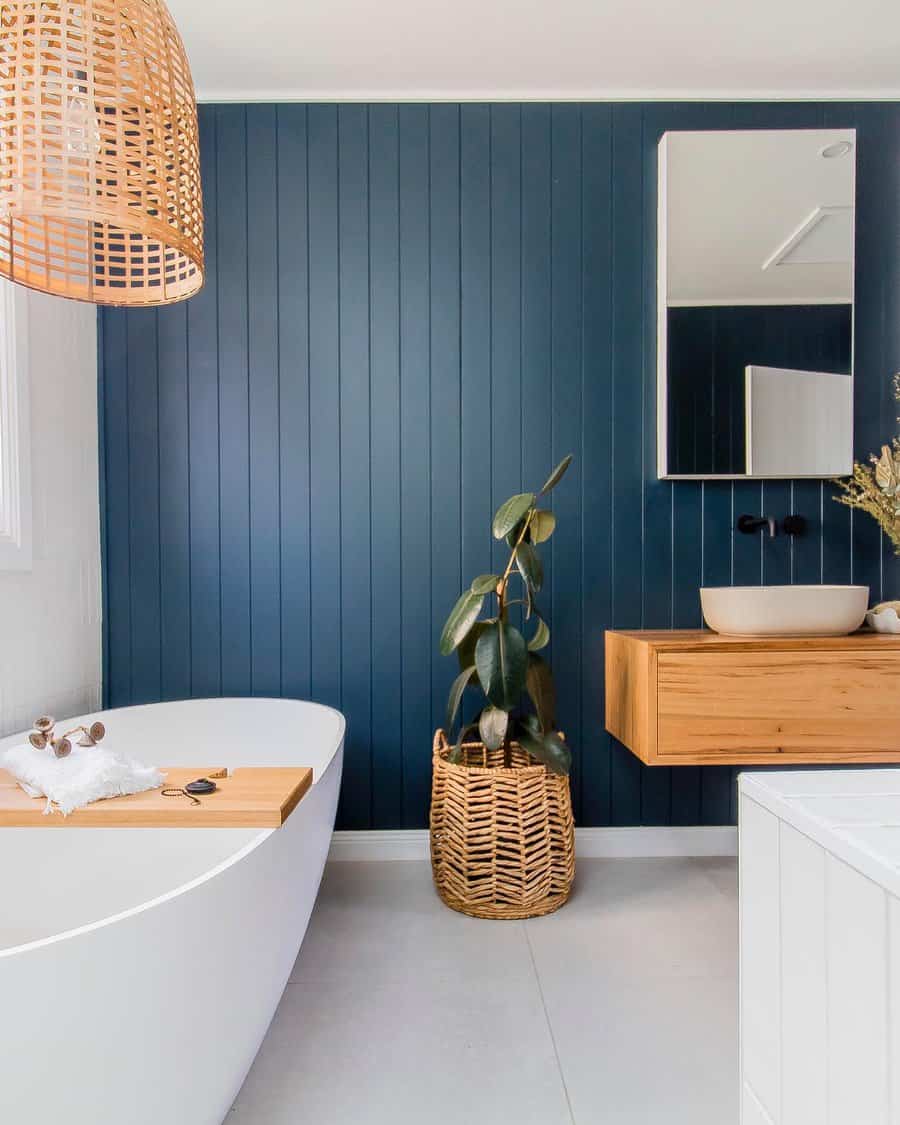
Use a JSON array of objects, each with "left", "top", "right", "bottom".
[{"left": 700, "top": 585, "right": 869, "bottom": 637}]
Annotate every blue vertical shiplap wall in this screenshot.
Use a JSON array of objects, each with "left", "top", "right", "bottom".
[{"left": 99, "top": 102, "right": 900, "bottom": 830}]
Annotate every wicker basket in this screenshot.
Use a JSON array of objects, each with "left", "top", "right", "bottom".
[{"left": 430, "top": 729, "right": 575, "bottom": 919}]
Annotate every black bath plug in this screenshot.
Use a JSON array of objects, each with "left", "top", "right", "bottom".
[{"left": 184, "top": 778, "right": 218, "bottom": 796}]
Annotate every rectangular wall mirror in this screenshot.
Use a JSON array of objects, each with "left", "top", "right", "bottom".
[{"left": 657, "top": 128, "right": 855, "bottom": 479}]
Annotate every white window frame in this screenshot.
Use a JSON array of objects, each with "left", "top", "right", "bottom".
[{"left": 0, "top": 279, "right": 31, "bottom": 571}]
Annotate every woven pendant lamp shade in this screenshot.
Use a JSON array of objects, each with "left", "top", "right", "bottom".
[{"left": 0, "top": 0, "right": 203, "bottom": 305}]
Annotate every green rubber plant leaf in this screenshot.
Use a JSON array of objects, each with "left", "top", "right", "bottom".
[
  {"left": 492, "top": 493, "right": 535, "bottom": 540},
  {"left": 439, "top": 590, "right": 485, "bottom": 656},
  {"left": 516, "top": 724, "right": 572, "bottom": 775},
  {"left": 470, "top": 573, "right": 501, "bottom": 596},
  {"left": 445, "top": 665, "right": 477, "bottom": 735},
  {"left": 528, "top": 617, "right": 550, "bottom": 652},
  {"left": 525, "top": 652, "right": 556, "bottom": 732},
  {"left": 505, "top": 516, "right": 532, "bottom": 549},
  {"left": 474, "top": 620, "right": 528, "bottom": 711},
  {"left": 522, "top": 578, "right": 534, "bottom": 620},
  {"left": 515, "top": 540, "right": 543, "bottom": 593},
  {"left": 529, "top": 509, "right": 556, "bottom": 544},
  {"left": 539, "top": 454, "right": 573, "bottom": 496},
  {"left": 449, "top": 719, "right": 481, "bottom": 764},
  {"left": 458, "top": 620, "right": 490, "bottom": 677},
  {"left": 479, "top": 705, "right": 509, "bottom": 752},
  {"left": 521, "top": 712, "right": 542, "bottom": 735}
]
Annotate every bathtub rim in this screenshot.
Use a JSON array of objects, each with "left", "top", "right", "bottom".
[
  {"left": 0, "top": 698, "right": 345, "bottom": 962},
  {"left": 0, "top": 696, "right": 347, "bottom": 777}
]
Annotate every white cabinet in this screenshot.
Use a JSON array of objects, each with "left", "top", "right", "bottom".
[{"left": 739, "top": 770, "right": 900, "bottom": 1124}]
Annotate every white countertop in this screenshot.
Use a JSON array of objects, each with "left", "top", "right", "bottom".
[{"left": 739, "top": 768, "right": 900, "bottom": 899}]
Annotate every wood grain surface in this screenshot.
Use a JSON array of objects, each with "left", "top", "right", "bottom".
[
  {"left": 606, "top": 630, "right": 900, "bottom": 766},
  {"left": 0, "top": 766, "right": 312, "bottom": 827}
]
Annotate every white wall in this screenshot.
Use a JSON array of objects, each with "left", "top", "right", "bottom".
[{"left": 0, "top": 290, "right": 100, "bottom": 736}]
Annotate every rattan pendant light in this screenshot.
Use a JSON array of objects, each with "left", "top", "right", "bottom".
[{"left": 0, "top": 0, "right": 203, "bottom": 305}]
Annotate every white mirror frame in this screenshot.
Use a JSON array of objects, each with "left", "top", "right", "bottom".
[
  {"left": 657, "top": 133, "right": 673, "bottom": 479},
  {"left": 0, "top": 279, "right": 31, "bottom": 570},
  {"left": 656, "top": 130, "right": 856, "bottom": 481}
]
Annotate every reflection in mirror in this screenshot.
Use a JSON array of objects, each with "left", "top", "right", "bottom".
[{"left": 657, "top": 129, "right": 855, "bottom": 479}]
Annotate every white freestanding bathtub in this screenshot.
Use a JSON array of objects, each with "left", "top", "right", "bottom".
[{"left": 0, "top": 697, "right": 344, "bottom": 1125}]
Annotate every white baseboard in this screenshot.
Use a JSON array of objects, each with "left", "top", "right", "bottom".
[{"left": 328, "top": 825, "right": 737, "bottom": 863}]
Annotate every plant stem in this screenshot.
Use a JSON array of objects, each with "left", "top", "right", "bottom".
[
  {"left": 496, "top": 508, "right": 534, "bottom": 766},
  {"left": 497, "top": 508, "right": 535, "bottom": 621}
]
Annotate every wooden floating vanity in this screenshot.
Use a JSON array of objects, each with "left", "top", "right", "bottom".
[{"left": 605, "top": 630, "right": 900, "bottom": 766}]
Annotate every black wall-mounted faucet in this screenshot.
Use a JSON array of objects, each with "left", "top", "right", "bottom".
[
  {"left": 737, "top": 514, "right": 778, "bottom": 538},
  {"left": 737, "top": 514, "right": 807, "bottom": 538}
]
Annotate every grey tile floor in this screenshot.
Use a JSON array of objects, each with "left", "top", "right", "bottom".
[{"left": 230, "top": 857, "right": 738, "bottom": 1125}]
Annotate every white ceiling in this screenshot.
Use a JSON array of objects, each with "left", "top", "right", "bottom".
[
  {"left": 168, "top": 0, "right": 900, "bottom": 102},
  {"left": 664, "top": 129, "right": 855, "bottom": 305}
]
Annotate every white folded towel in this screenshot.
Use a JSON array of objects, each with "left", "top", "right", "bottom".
[{"left": 2, "top": 741, "right": 164, "bottom": 816}]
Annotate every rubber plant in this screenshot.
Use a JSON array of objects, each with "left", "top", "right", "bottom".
[{"left": 439, "top": 455, "right": 574, "bottom": 774}]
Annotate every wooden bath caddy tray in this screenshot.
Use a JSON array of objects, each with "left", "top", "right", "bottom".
[{"left": 0, "top": 766, "right": 312, "bottom": 828}]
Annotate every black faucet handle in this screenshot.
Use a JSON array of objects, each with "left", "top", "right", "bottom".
[
  {"left": 737, "top": 514, "right": 777, "bottom": 537},
  {"left": 782, "top": 514, "right": 807, "bottom": 537},
  {"left": 737, "top": 513, "right": 806, "bottom": 538}
]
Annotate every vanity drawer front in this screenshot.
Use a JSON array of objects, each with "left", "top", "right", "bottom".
[{"left": 656, "top": 649, "right": 900, "bottom": 762}]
